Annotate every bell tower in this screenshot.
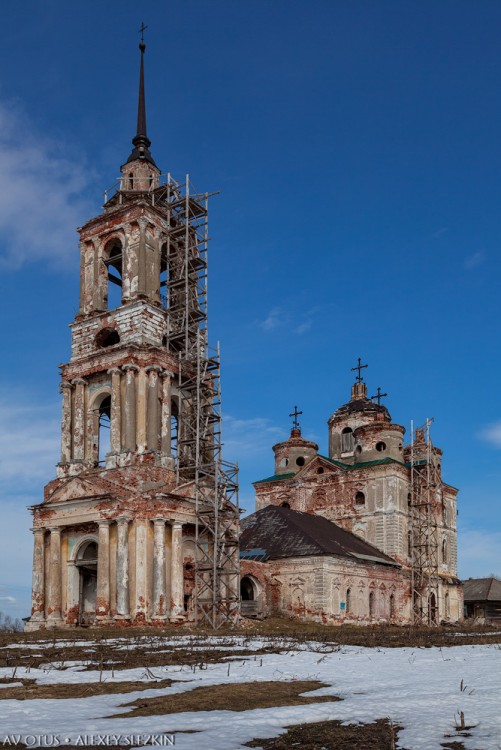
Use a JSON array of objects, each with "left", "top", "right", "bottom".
[{"left": 26, "top": 37, "right": 239, "bottom": 631}]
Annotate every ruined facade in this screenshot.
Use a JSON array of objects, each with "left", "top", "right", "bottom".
[
  {"left": 240, "top": 378, "right": 463, "bottom": 625},
  {"left": 26, "top": 41, "right": 239, "bottom": 630}
]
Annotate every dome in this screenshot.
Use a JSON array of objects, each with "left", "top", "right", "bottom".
[{"left": 329, "top": 381, "right": 391, "bottom": 423}]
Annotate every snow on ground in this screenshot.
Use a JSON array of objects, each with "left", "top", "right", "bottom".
[{"left": 0, "top": 639, "right": 499, "bottom": 749}]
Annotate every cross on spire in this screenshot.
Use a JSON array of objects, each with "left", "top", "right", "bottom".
[
  {"left": 289, "top": 405, "right": 303, "bottom": 431},
  {"left": 139, "top": 21, "right": 148, "bottom": 45},
  {"left": 371, "top": 387, "right": 388, "bottom": 405},
  {"left": 351, "top": 357, "right": 368, "bottom": 383}
]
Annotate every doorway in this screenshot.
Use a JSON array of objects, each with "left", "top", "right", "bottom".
[{"left": 76, "top": 541, "right": 98, "bottom": 625}]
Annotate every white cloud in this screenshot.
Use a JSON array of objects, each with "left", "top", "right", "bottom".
[
  {"left": 259, "top": 307, "right": 287, "bottom": 332},
  {"left": 458, "top": 528, "right": 501, "bottom": 579},
  {"left": 0, "top": 100, "right": 96, "bottom": 269},
  {"left": 223, "top": 415, "right": 283, "bottom": 462},
  {"left": 294, "top": 320, "right": 312, "bottom": 335},
  {"left": 463, "top": 251, "right": 485, "bottom": 270},
  {"left": 477, "top": 420, "right": 501, "bottom": 449},
  {"left": 0, "top": 596, "right": 16, "bottom": 605},
  {"left": 0, "top": 398, "right": 60, "bottom": 489}
]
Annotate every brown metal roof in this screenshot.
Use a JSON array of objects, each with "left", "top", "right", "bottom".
[
  {"left": 462, "top": 577, "right": 501, "bottom": 602},
  {"left": 240, "top": 505, "right": 397, "bottom": 566}
]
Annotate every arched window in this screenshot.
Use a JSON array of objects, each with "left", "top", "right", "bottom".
[
  {"left": 170, "top": 398, "right": 179, "bottom": 458},
  {"left": 389, "top": 593, "right": 395, "bottom": 619},
  {"left": 345, "top": 588, "right": 351, "bottom": 614},
  {"left": 442, "top": 539, "right": 447, "bottom": 563},
  {"left": 369, "top": 590, "right": 375, "bottom": 618},
  {"left": 281, "top": 501, "right": 291, "bottom": 508},
  {"left": 445, "top": 592, "right": 450, "bottom": 618},
  {"left": 341, "top": 427, "right": 354, "bottom": 452},
  {"left": 98, "top": 395, "right": 111, "bottom": 465},
  {"left": 104, "top": 240, "right": 123, "bottom": 310},
  {"left": 355, "top": 491, "right": 365, "bottom": 506},
  {"left": 128, "top": 172, "right": 134, "bottom": 190},
  {"left": 160, "top": 243, "right": 168, "bottom": 309}
]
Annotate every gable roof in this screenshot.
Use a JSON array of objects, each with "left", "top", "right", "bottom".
[
  {"left": 240, "top": 505, "right": 397, "bottom": 566},
  {"left": 462, "top": 577, "right": 501, "bottom": 602}
]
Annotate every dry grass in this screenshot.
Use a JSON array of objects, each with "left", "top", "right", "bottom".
[
  {"left": 112, "top": 679, "right": 340, "bottom": 718},
  {"left": 0, "top": 677, "right": 174, "bottom": 700},
  {"left": 245, "top": 718, "right": 402, "bottom": 750}
]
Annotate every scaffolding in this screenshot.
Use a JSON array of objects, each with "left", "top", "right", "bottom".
[
  {"left": 104, "top": 172, "right": 240, "bottom": 627},
  {"left": 162, "top": 174, "right": 240, "bottom": 629},
  {"left": 408, "top": 419, "right": 440, "bottom": 625}
]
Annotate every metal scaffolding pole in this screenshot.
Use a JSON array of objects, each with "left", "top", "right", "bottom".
[
  {"left": 409, "top": 418, "right": 440, "bottom": 625},
  {"left": 106, "top": 171, "right": 240, "bottom": 628}
]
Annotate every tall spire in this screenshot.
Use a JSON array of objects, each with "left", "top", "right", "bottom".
[{"left": 126, "top": 24, "right": 157, "bottom": 167}]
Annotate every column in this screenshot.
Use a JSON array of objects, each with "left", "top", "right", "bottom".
[
  {"left": 115, "top": 516, "right": 131, "bottom": 619},
  {"left": 152, "top": 518, "right": 167, "bottom": 618},
  {"left": 47, "top": 527, "right": 62, "bottom": 624},
  {"left": 122, "top": 365, "right": 138, "bottom": 452},
  {"left": 135, "top": 520, "right": 148, "bottom": 620},
  {"left": 108, "top": 368, "right": 122, "bottom": 453},
  {"left": 160, "top": 371, "right": 173, "bottom": 454},
  {"left": 96, "top": 520, "right": 111, "bottom": 620},
  {"left": 59, "top": 382, "right": 73, "bottom": 464},
  {"left": 170, "top": 521, "right": 184, "bottom": 621},
  {"left": 71, "top": 378, "right": 86, "bottom": 461},
  {"left": 30, "top": 528, "right": 46, "bottom": 622},
  {"left": 146, "top": 366, "right": 162, "bottom": 451},
  {"left": 136, "top": 368, "right": 147, "bottom": 452}
]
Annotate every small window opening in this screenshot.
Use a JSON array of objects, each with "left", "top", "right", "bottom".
[
  {"left": 95, "top": 328, "right": 120, "bottom": 348},
  {"left": 280, "top": 458, "right": 289, "bottom": 468},
  {"left": 390, "top": 593, "right": 395, "bottom": 619},
  {"left": 345, "top": 588, "right": 351, "bottom": 614},
  {"left": 408, "top": 529, "right": 412, "bottom": 556},
  {"left": 376, "top": 441, "right": 386, "bottom": 452},
  {"left": 341, "top": 427, "right": 354, "bottom": 452},
  {"left": 355, "top": 445, "right": 362, "bottom": 455},
  {"left": 442, "top": 539, "right": 447, "bottom": 563},
  {"left": 162, "top": 335, "right": 168, "bottom": 347},
  {"left": 355, "top": 491, "right": 365, "bottom": 506},
  {"left": 445, "top": 592, "right": 450, "bottom": 618},
  {"left": 98, "top": 395, "right": 111, "bottom": 465},
  {"left": 281, "top": 501, "right": 291, "bottom": 508},
  {"left": 128, "top": 172, "right": 134, "bottom": 190},
  {"left": 296, "top": 456, "right": 305, "bottom": 467},
  {"left": 407, "top": 492, "right": 412, "bottom": 507},
  {"left": 317, "top": 467, "right": 324, "bottom": 474},
  {"left": 369, "top": 590, "right": 374, "bottom": 618},
  {"left": 183, "top": 594, "right": 191, "bottom": 612}
]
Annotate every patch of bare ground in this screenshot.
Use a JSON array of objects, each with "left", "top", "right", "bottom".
[
  {"left": 245, "top": 718, "right": 403, "bottom": 750},
  {"left": 240, "top": 618, "right": 501, "bottom": 648},
  {"left": 0, "top": 677, "right": 174, "bottom": 700},
  {"left": 112, "top": 679, "right": 340, "bottom": 718},
  {"left": 441, "top": 743, "right": 468, "bottom": 750}
]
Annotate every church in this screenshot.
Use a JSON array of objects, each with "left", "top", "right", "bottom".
[
  {"left": 25, "top": 38, "right": 461, "bottom": 630},
  {"left": 240, "top": 374, "right": 463, "bottom": 625},
  {"left": 25, "top": 37, "right": 239, "bottom": 631}
]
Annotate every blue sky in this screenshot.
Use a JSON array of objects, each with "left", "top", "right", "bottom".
[{"left": 0, "top": 0, "right": 500, "bottom": 620}]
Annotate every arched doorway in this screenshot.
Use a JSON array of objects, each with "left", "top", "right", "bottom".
[
  {"left": 240, "top": 576, "right": 259, "bottom": 618},
  {"left": 429, "top": 592, "right": 437, "bottom": 625},
  {"left": 75, "top": 541, "right": 98, "bottom": 625}
]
